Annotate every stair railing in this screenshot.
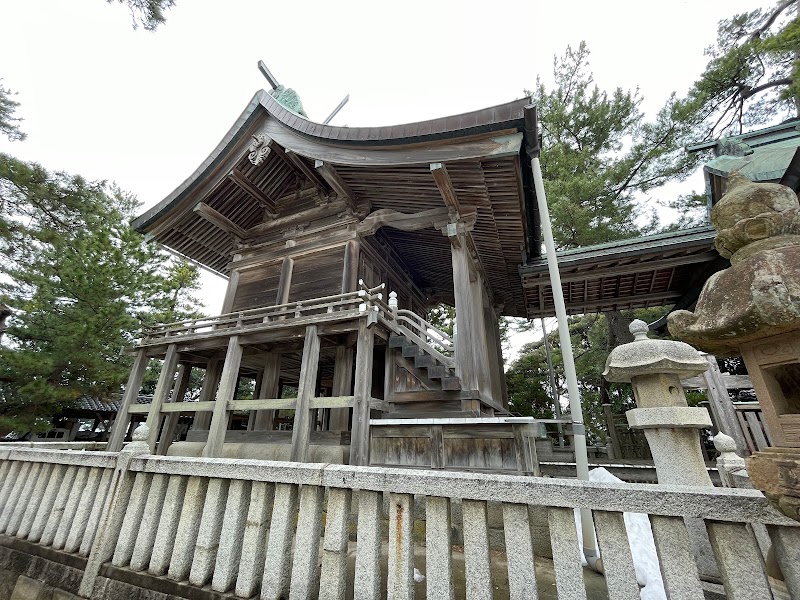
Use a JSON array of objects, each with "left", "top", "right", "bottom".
[{"left": 387, "top": 291, "right": 455, "bottom": 367}]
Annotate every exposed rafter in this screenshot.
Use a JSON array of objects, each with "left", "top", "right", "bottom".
[
  {"left": 430, "top": 162, "right": 461, "bottom": 217},
  {"left": 228, "top": 168, "right": 278, "bottom": 218},
  {"left": 315, "top": 160, "right": 358, "bottom": 213},
  {"left": 193, "top": 203, "right": 247, "bottom": 239}
]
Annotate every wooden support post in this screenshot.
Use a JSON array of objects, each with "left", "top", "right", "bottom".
[
  {"left": 252, "top": 353, "right": 282, "bottom": 431},
  {"left": 290, "top": 326, "right": 321, "bottom": 462},
  {"left": 482, "top": 298, "right": 506, "bottom": 407},
  {"left": 350, "top": 320, "right": 375, "bottom": 466},
  {"left": 451, "top": 236, "right": 484, "bottom": 393},
  {"left": 203, "top": 337, "right": 243, "bottom": 458},
  {"left": 193, "top": 359, "right": 222, "bottom": 430},
  {"left": 107, "top": 349, "right": 149, "bottom": 452},
  {"left": 220, "top": 270, "right": 240, "bottom": 314},
  {"left": 341, "top": 239, "right": 360, "bottom": 295},
  {"left": 329, "top": 346, "right": 354, "bottom": 431},
  {"left": 156, "top": 364, "right": 191, "bottom": 455},
  {"left": 145, "top": 344, "right": 180, "bottom": 452},
  {"left": 275, "top": 256, "right": 294, "bottom": 305}
]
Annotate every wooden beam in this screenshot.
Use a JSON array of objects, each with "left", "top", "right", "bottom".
[
  {"left": 350, "top": 319, "right": 375, "bottom": 466},
  {"left": 228, "top": 169, "right": 278, "bottom": 218},
  {"left": 357, "top": 207, "right": 450, "bottom": 237},
  {"left": 431, "top": 163, "right": 461, "bottom": 216},
  {"left": 245, "top": 201, "right": 347, "bottom": 238},
  {"left": 193, "top": 202, "right": 247, "bottom": 239},
  {"left": 314, "top": 160, "right": 358, "bottom": 213}
]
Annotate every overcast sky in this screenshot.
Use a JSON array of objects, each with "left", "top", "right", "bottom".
[{"left": 0, "top": 0, "right": 756, "bottom": 352}]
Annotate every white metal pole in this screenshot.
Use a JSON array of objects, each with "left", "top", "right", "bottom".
[{"left": 530, "top": 156, "right": 598, "bottom": 562}]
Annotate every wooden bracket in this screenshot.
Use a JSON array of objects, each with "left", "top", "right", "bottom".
[
  {"left": 228, "top": 168, "right": 278, "bottom": 218},
  {"left": 315, "top": 160, "right": 359, "bottom": 214},
  {"left": 193, "top": 202, "right": 247, "bottom": 239},
  {"left": 431, "top": 162, "right": 461, "bottom": 218}
]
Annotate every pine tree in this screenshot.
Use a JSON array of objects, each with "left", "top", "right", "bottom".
[
  {"left": 0, "top": 155, "right": 202, "bottom": 433},
  {"left": 682, "top": 0, "right": 800, "bottom": 140}
]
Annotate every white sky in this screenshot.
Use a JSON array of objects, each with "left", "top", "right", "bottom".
[{"left": 0, "top": 0, "right": 756, "bottom": 359}]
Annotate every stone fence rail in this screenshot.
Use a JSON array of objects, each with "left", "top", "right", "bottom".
[{"left": 0, "top": 446, "right": 798, "bottom": 599}]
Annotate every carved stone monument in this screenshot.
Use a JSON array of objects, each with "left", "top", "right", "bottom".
[{"left": 668, "top": 174, "right": 800, "bottom": 522}]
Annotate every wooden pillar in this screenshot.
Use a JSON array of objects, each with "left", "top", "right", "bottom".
[
  {"left": 107, "top": 349, "right": 149, "bottom": 452},
  {"left": 203, "top": 337, "right": 244, "bottom": 458},
  {"left": 451, "top": 237, "right": 480, "bottom": 392},
  {"left": 329, "top": 345, "right": 354, "bottom": 431},
  {"left": 252, "top": 353, "right": 282, "bottom": 431},
  {"left": 276, "top": 256, "right": 294, "bottom": 305},
  {"left": 220, "top": 269, "right": 240, "bottom": 314},
  {"left": 290, "top": 326, "right": 321, "bottom": 463},
  {"left": 350, "top": 320, "right": 375, "bottom": 466},
  {"left": 483, "top": 302, "right": 507, "bottom": 407},
  {"left": 145, "top": 344, "right": 179, "bottom": 452},
  {"left": 156, "top": 364, "right": 191, "bottom": 455},
  {"left": 341, "top": 240, "right": 361, "bottom": 295},
  {"left": 193, "top": 359, "right": 222, "bottom": 430}
]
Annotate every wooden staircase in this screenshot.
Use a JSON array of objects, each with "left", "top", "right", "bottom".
[
  {"left": 388, "top": 333, "right": 461, "bottom": 390},
  {"left": 385, "top": 333, "right": 505, "bottom": 418}
]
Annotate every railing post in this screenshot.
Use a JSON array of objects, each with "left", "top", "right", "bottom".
[{"left": 79, "top": 425, "right": 150, "bottom": 598}]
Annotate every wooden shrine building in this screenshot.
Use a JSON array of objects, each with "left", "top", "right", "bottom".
[{"left": 109, "top": 87, "right": 738, "bottom": 465}]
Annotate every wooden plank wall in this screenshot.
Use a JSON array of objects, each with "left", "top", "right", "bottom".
[
  {"left": 289, "top": 247, "right": 346, "bottom": 301},
  {"left": 231, "top": 262, "right": 283, "bottom": 311}
]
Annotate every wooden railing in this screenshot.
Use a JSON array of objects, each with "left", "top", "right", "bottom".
[
  {"left": 1, "top": 445, "right": 798, "bottom": 599},
  {"left": 140, "top": 284, "right": 388, "bottom": 344},
  {"left": 733, "top": 401, "right": 774, "bottom": 453}
]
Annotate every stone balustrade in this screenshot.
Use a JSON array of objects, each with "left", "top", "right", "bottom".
[{"left": 0, "top": 445, "right": 799, "bottom": 599}]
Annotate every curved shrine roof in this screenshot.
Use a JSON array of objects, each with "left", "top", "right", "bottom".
[{"left": 133, "top": 91, "right": 538, "bottom": 317}]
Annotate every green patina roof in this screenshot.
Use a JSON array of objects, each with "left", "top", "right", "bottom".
[{"left": 705, "top": 135, "right": 800, "bottom": 181}]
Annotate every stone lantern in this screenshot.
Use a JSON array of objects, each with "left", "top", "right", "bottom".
[
  {"left": 604, "top": 320, "right": 719, "bottom": 580},
  {"left": 667, "top": 174, "right": 800, "bottom": 521},
  {"left": 603, "top": 320, "right": 713, "bottom": 486}
]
